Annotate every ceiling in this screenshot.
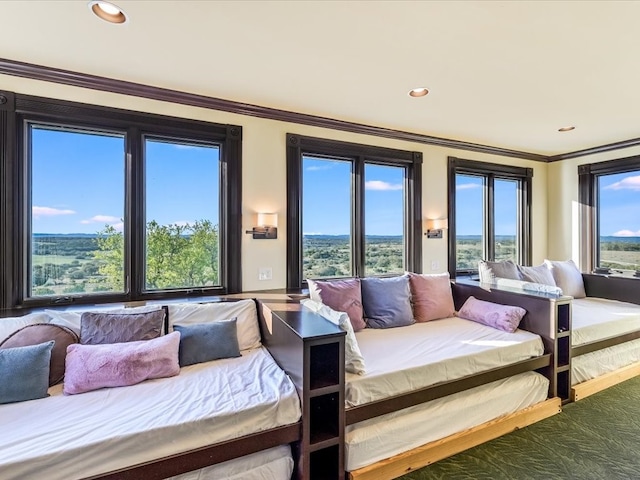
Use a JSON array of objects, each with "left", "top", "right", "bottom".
[{"left": 2, "top": 0, "right": 640, "bottom": 158}]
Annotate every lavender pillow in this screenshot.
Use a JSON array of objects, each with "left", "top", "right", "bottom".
[
  {"left": 308, "top": 278, "right": 366, "bottom": 332},
  {"left": 407, "top": 272, "right": 455, "bottom": 322},
  {"left": 63, "top": 331, "right": 180, "bottom": 395},
  {"left": 80, "top": 310, "right": 165, "bottom": 345},
  {"left": 361, "top": 275, "right": 415, "bottom": 329},
  {"left": 457, "top": 296, "right": 526, "bottom": 333}
]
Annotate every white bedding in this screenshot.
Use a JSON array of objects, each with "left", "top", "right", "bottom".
[
  {"left": 0, "top": 347, "right": 301, "bottom": 480},
  {"left": 346, "top": 317, "right": 544, "bottom": 406},
  {"left": 572, "top": 297, "right": 640, "bottom": 346},
  {"left": 572, "top": 338, "right": 640, "bottom": 385},
  {"left": 346, "top": 371, "right": 549, "bottom": 471},
  {"left": 167, "top": 445, "right": 293, "bottom": 480}
]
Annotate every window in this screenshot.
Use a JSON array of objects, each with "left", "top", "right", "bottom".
[
  {"left": 287, "top": 134, "right": 422, "bottom": 289},
  {"left": 448, "top": 157, "right": 532, "bottom": 277},
  {"left": 1, "top": 91, "right": 241, "bottom": 309},
  {"left": 579, "top": 156, "right": 640, "bottom": 275}
]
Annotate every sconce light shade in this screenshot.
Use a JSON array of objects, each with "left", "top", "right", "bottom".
[
  {"left": 425, "top": 218, "right": 448, "bottom": 239},
  {"left": 246, "top": 213, "right": 278, "bottom": 239}
]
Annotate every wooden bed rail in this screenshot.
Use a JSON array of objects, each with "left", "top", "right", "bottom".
[{"left": 82, "top": 423, "right": 301, "bottom": 480}]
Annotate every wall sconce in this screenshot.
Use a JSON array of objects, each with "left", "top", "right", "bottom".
[
  {"left": 246, "top": 213, "right": 278, "bottom": 239},
  {"left": 425, "top": 218, "right": 448, "bottom": 239}
]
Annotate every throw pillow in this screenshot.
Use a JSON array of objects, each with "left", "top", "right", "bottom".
[
  {"left": 80, "top": 309, "right": 165, "bottom": 345},
  {"left": 301, "top": 298, "right": 365, "bottom": 375},
  {"left": 361, "top": 275, "right": 415, "bottom": 329},
  {"left": 517, "top": 264, "right": 556, "bottom": 286},
  {"left": 478, "top": 260, "right": 522, "bottom": 283},
  {"left": 407, "top": 272, "right": 456, "bottom": 322},
  {"left": 46, "top": 305, "right": 165, "bottom": 337},
  {"left": 0, "top": 324, "right": 79, "bottom": 386},
  {"left": 0, "top": 341, "right": 54, "bottom": 404},
  {"left": 457, "top": 296, "right": 526, "bottom": 333},
  {"left": 63, "top": 331, "right": 181, "bottom": 395},
  {"left": 167, "top": 299, "right": 261, "bottom": 351},
  {"left": 307, "top": 278, "right": 366, "bottom": 332},
  {"left": 0, "top": 312, "right": 52, "bottom": 343},
  {"left": 174, "top": 319, "right": 241, "bottom": 367},
  {"left": 544, "top": 259, "right": 586, "bottom": 299}
]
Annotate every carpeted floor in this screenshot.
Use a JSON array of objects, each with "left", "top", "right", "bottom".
[{"left": 399, "top": 376, "right": 640, "bottom": 480}]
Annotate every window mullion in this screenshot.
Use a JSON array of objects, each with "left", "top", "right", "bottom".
[
  {"left": 353, "top": 157, "right": 365, "bottom": 277},
  {"left": 486, "top": 175, "right": 495, "bottom": 261},
  {"left": 127, "top": 128, "right": 143, "bottom": 299}
]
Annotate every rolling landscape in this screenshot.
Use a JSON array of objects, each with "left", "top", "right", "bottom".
[{"left": 30, "top": 233, "right": 640, "bottom": 296}]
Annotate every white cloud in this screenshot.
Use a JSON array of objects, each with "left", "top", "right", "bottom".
[
  {"left": 81, "top": 215, "right": 121, "bottom": 225},
  {"left": 306, "top": 165, "right": 331, "bottom": 171},
  {"left": 456, "top": 183, "right": 481, "bottom": 191},
  {"left": 365, "top": 180, "right": 403, "bottom": 191},
  {"left": 612, "top": 229, "right": 640, "bottom": 237},
  {"left": 605, "top": 175, "right": 640, "bottom": 191},
  {"left": 112, "top": 222, "right": 124, "bottom": 232},
  {"left": 32, "top": 206, "right": 76, "bottom": 218}
]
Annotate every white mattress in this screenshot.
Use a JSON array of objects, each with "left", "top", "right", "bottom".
[
  {"left": 0, "top": 347, "right": 301, "bottom": 480},
  {"left": 167, "top": 445, "right": 293, "bottom": 480},
  {"left": 345, "top": 371, "right": 549, "bottom": 471},
  {"left": 572, "top": 338, "right": 640, "bottom": 385},
  {"left": 572, "top": 297, "right": 640, "bottom": 346},
  {"left": 346, "top": 317, "right": 544, "bottom": 406}
]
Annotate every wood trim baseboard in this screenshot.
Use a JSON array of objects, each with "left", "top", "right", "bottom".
[
  {"left": 571, "top": 361, "right": 640, "bottom": 402},
  {"left": 347, "top": 397, "right": 561, "bottom": 480}
]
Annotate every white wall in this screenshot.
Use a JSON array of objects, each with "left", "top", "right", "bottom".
[{"left": 0, "top": 74, "right": 549, "bottom": 291}]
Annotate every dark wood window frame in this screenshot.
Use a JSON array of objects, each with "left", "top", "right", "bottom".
[
  {"left": 0, "top": 91, "right": 242, "bottom": 310},
  {"left": 448, "top": 157, "right": 533, "bottom": 277},
  {"left": 286, "top": 133, "right": 423, "bottom": 289},
  {"left": 578, "top": 154, "right": 640, "bottom": 273}
]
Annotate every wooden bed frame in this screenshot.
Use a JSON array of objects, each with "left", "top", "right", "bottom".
[
  {"left": 1, "top": 297, "right": 303, "bottom": 480},
  {"left": 570, "top": 273, "right": 640, "bottom": 401},
  {"left": 259, "top": 282, "right": 561, "bottom": 480}
]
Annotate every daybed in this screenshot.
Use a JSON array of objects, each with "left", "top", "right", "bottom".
[
  {"left": 477, "top": 259, "right": 640, "bottom": 402},
  {"left": 259, "top": 275, "right": 560, "bottom": 480},
  {"left": 0, "top": 299, "right": 302, "bottom": 480}
]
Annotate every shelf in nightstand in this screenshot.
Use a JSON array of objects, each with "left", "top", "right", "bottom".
[{"left": 310, "top": 384, "right": 340, "bottom": 397}]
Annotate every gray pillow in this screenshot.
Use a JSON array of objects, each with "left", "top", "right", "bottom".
[
  {"left": 80, "top": 310, "right": 165, "bottom": 345},
  {"left": 478, "top": 260, "right": 521, "bottom": 283},
  {"left": 0, "top": 341, "right": 54, "bottom": 404},
  {"left": 517, "top": 264, "right": 556, "bottom": 286},
  {"left": 361, "top": 276, "right": 415, "bottom": 329},
  {"left": 545, "top": 259, "right": 586, "bottom": 298},
  {"left": 174, "top": 319, "right": 241, "bottom": 367}
]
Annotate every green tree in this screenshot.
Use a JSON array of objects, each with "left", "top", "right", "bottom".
[{"left": 95, "top": 220, "right": 219, "bottom": 290}]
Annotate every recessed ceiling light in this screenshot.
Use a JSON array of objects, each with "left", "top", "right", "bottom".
[
  {"left": 558, "top": 126, "right": 575, "bottom": 132},
  {"left": 88, "top": 1, "right": 128, "bottom": 24},
  {"left": 408, "top": 87, "right": 429, "bottom": 98}
]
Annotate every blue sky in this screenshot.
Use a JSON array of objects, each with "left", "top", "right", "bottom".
[
  {"left": 599, "top": 171, "right": 640, "bottom": 236},
  {"left": 303, "top": 156, "right": 404, "bottom": 235},
  {"left": 31, "top": 127, "right": 639, "bottom": 238},
  {"left": 32, "top": 127, "right": 219, "bottom": 234}
]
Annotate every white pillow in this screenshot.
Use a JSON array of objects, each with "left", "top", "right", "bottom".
[
  {"left": 493, "top": 277, "right": 564, "bottom": 296},
  {"left": 517, "top": 264, "right": 556, "bottom": 286},
  {"left": 478, "top": 260, "right": 521, "bottom": 283},
  {"left": 544, "top": 259, "right": 586, "bottom": 299},
  {"left": 45, "top": 305, "right": 164, "bottom": 337},
  {"left": 0, "top": 312, "right": 52, "bottom": 343},
  {"left": 301, "top": 298, "right": 365, "bottom": 375},
  {"left": 168, "top": 300, "right": 261, "bottom": 351}
]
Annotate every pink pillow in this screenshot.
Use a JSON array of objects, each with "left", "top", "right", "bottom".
[
  {"left": 308, "top": 278, "right": 366, "bottom": 331},
  {"left": 457, "top": 296, "right": 526, "bottom": 333},
  {"left": 64, "top": 332, "right": 180, "bottom": 395},
  {"left": 407, "top": 272, "right": 455, "bottom": 322}
]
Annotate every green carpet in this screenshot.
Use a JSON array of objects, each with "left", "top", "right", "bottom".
[{"left": 400, "top": 376, "right": 640, "bottom": 480}]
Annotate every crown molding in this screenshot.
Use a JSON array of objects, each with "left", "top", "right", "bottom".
[{"left": 0, "top": 57, "right": 551, "bottom": 162}]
